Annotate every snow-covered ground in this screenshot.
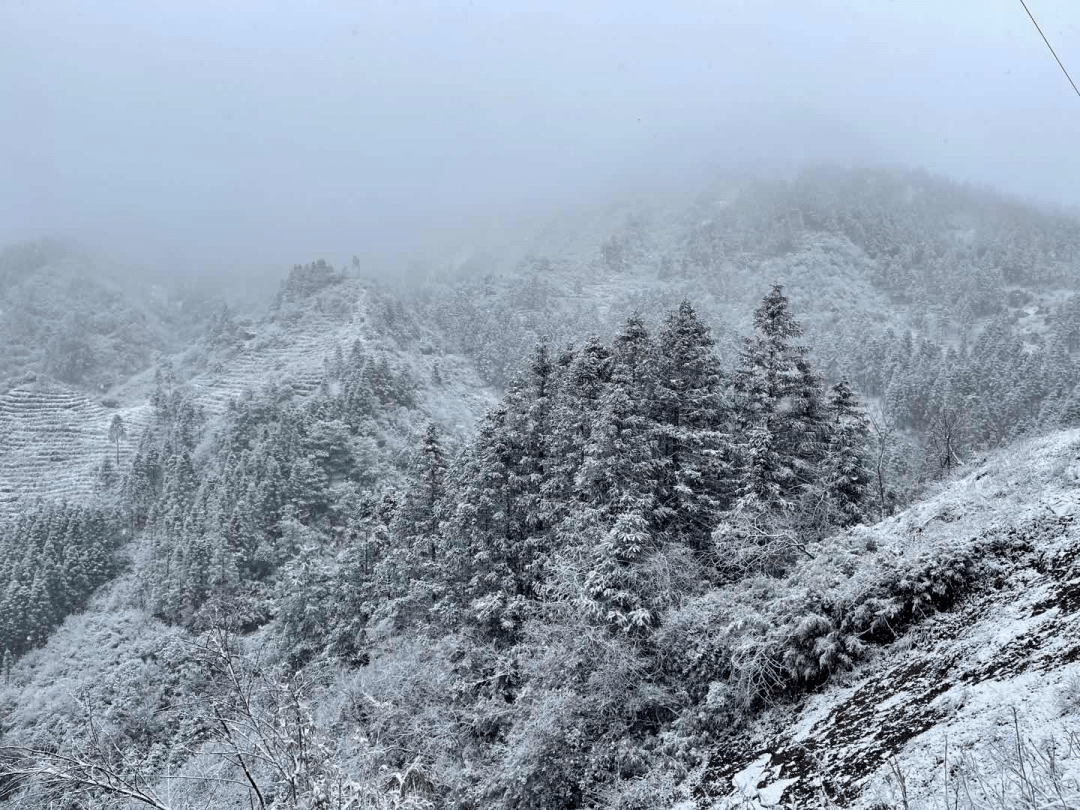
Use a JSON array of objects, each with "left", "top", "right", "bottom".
[{"left": 696, "top": 430, "right": 1080, "bottom": 809}]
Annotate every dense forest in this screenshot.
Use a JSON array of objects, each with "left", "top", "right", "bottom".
[{"left": 3, "top": 168, "right": 1080, "bottom": 808}]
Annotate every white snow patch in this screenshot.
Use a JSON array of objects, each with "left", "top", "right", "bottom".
[
  {"left": 731, "top": 754, "right": 771, "bottom": 795},
  {"left": 723, "top": 754, "right": 799, "bottom": 808},
  {"left": 756, "top": 778, "right": 799, "bottom": 806}
]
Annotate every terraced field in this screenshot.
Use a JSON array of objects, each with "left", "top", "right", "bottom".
[
  {"left": 188, "top": 326, "right": 340, "bottom": 416},
  {"left": 0, "top": 383, "right": 149, "bottom": 516},
  {"left": 0, "top": 298, "right": 359, "bottom": 517}
]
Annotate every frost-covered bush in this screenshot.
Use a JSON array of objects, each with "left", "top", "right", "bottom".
[
  {"left": 476, "top": 604, "right": 675, "bottom": 810},
  {"left": 333, "top": 634, "right": 478, "bottom": 802},
  {"left": 0, "top": 608, "right": 204, "bottom": 807},
  {"left": 658, "top": 528, "right": 999, "bottom": 733},
  {"left": 1059, "top": 668, "right": 1080, "bottom": 718}
]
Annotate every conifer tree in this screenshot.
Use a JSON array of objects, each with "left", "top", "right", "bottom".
[
  {"left": 573, "top": 315, "right": 656, "bottom": 504},
  {"left": 304, "top": 417, "right": 355, "bottom": 486},
  {"left": 25, "top": 570, "right": 53, "bottom": 648},
  {"left": 520, "top": 341, "right": 557, "bottom": 541},
  {"left": 209, "top": 538, "right": 242, "bottom": 599},
  {"left": 720, "top": 286, "right": 831, "bottom": 575},
  {"left": 108, "top": 413, "right": 127, "bottom": 466},
  {"left": 576, "top": 319, "right": 657, "bottom": 518},
  {"left": 60, "top": 525, "right": 90, "bottom": 612},
  {"left": 37, "top": 537, "right": 62, "bottom": 618},
  {"left": 441, "top": 400, "right": 527, "bottom": 636},
  {"left": 732, "top": 285, "right": 818, "bottom": 511},
  {"left": 0, "top": 579, "right": 23, "bottom": 656},
  {"left": 582, "top": 511, "right": 654, "bottom": 633},
  {"left": 1059, "top": 382, "right": 1080, "bottom": 427},
  {"left": 820, "top": 380, "right": 872, "bottom": 527},
  {"left": 547, "top": 337, "right": 612, "bottom": 510},
  {"left": 653, "top": 301, "right": 731, "bottom": 551},
  {"left": 575, "top": 334, "right": 660, "bottom": 631},
  {"left": 447, "top": 342, "right": 563, "bottom": 632},
  {"left": 394, "top": 422, "right": 448, "bottom": 562}
]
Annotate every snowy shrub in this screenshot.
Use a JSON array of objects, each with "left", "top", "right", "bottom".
[
  {"left": 658, "top": 528, "right": 998, "bottom": 736},
  {"left": 334, "top": 634, "right": 479, "bottom": 802},
  {"left": 462, "top": 599, "right": 678, "bottom": 810},
  {"left": 602, "top": 768, "right": 683, "bottom": 810},
  {"left": 1059, "top": 668, "right": 1080, "bottom": 718}
]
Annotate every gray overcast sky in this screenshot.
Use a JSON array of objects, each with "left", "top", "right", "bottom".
[{"left": 2, "top": 1, "right": 1079, "bottom": 276}]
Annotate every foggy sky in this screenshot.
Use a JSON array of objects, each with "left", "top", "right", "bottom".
[{"left": 2, "top": 1, "right": 1080, "bottom": 278}]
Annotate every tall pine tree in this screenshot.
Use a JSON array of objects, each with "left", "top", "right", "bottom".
[
  {"left": 732, "top": 285, "right": 826, "bottom": 511},
  {"left": 653, "top": 301, "right": 731, "bottom": 551},
  {"left": 820, "top": 380, "right": 872, "bottom": 528}
]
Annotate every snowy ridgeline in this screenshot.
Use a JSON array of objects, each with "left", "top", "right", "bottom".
[{"left": 695, "top": 429, "right": 1080, "bottom": 809}]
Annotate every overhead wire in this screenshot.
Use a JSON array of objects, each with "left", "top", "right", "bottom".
[{"left": 1019, "top": 0, "right": 1080, "bottom": 100}]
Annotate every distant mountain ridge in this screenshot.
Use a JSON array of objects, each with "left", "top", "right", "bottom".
[
  {"left": 0, "top": 241, "right": 209, "bottom": 392},
  {"left": 0, "top": 259, "right": 493, "bottom": 518},
  {"left": 6, "top": 166, "right": 1080, "bottom": 521}
]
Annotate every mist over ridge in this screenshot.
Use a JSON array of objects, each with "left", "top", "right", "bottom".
[{"left": 3, "top": 0, "right": 1080, "bottom": 278}]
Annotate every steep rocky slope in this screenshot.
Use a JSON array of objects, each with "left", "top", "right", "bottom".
[{"left": 691, "top": 431, "right": 1080, "bottom": 809}]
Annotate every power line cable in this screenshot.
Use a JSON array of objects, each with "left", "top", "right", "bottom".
[{"left": 1019, "top": 0, "right": 1080, "bottom": 100}]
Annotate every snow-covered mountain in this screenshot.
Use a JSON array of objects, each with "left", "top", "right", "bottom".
[{"left": 5, "top": 168, "right": 1080, "bottom": 809}]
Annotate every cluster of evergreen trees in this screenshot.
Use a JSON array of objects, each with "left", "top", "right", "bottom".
[
  {"left": 272, "top": 259, "right": 344, "bottom": 309},
  {"left": 453, "top": 288, "right": 868, "bottom": 633},
  {"left": 260, "top": 288, "right": 877, "bottom": 807},
  {"left": 122, "top": 341, "right": 417, "bottom": 630},
  {"left": 0, "top": 502, "right": 121, "bottom": 669},
  {"left": 844, "top": 297, "right": 1080, "bottom": 470},
  {"left": 0, "top": 270, "right": 423, "bottom": 665},
  {"left": 291, "top": 287, "right": 870, "bottom": 649},
  {"left": 413, "top": 169, "right": 1080, "bottom": 486}
]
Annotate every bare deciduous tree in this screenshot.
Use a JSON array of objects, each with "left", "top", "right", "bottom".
[
  {"left": 0, "top": 622, "right": 433, "bottom": 810},
  {"left": 868, "top": 405, "right": 897, "bottom": 520},
  {"left": 927, "top": 404, "right": 969, "bottom": 479},
  {"left": 712, "top": 497, "right": 813, "bottom": 580}
]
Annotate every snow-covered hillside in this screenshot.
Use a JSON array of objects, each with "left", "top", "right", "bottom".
[
  {"left": 694, "top": 430, "right": 1080, "bottom": 808},
  {"left": 6, "top": 169, "right": 1080, "bottom": 809},
  {"left": 181, "top": 280, "right": 492, "bottom": 435},
  {"left": 0, "top": 275, "right": 493, "bottom": 518},
  {"left": 0, "top": 384, "right": 149, "bottom": 516},
  {"left": 6, "top": 422, "right": 1080, "bottom": 810}
]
